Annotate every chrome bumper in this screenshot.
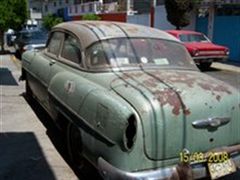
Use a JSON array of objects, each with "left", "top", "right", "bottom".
[
  {"left": 98, "top": 145, "right": 240, "bottom": 180},
  {"left": 193, "top": 55, "right": 228, "bottom": 63}
]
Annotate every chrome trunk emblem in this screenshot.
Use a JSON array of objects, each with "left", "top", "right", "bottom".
[{"left": 192, "top": 117, "right": 231, "bottom": 129}]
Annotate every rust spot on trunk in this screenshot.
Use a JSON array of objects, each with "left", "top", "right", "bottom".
[
  {"left": 198, "top": 82, "right": 232, "bottom": 102},
  {"left": 183, "top": 109, "right": 191, "bottom": 116},
  {"left": 153, "top": 89, "right": 190, "bottom": 116},
  {"left": 198, "top": 83, "right": 232, "bottom": 95},
  {"left": 154, "top": 89, "right": 181, "bottom": 116},
  {"left": 216, "top": 95, "right": 221, "bottom": 102},
  {"left": 153, "top": 72, "right": 196, "bottom": 88}
]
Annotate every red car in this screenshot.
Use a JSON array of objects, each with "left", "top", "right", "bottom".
[{"left": 167, "top": 30, "right": 229, "bottom": 69}]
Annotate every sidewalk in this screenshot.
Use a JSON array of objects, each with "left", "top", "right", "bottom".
[
  {"left": 0, "top": 55, "right": 78, "bottom": 180},
  {"left": 212, "top": 62, "right": 240, "bottom": 73}
]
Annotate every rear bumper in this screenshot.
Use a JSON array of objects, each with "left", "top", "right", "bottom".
[
  {"left": 193, "top": 55, "right": 228, "bottom": 63},
  {"left": 98, "top": 144, "right": 240, "bottom": 180}
]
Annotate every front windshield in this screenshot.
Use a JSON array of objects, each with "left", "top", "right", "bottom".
[
  {"left": 180, "top": 34, "right": 210, "bottom": 43},
  {"left": 86, "top": 38, "right": 196, "bottom": 70}
]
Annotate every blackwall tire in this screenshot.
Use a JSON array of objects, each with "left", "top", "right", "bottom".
[
  {"left": 67, "top": 123, "right": 85, "bottom": 170},
  {"left": 25, "top": 78, "right": 33, "bottom": 99},
  {"left": 198, "top": 62, "right": 212, "bottom": 71}
]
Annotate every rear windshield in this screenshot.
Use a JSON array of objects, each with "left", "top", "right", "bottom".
[
  {"left": 180, "top": 34, "right": 210, "bottom": 43},
  {"left": 20, "top": 31, "right": 48, "bottom": 41},
  {"left": 85, "top": 38, "right": 197, "bottom": 70}
]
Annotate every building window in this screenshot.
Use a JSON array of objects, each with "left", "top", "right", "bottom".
[
  {"left": 45, "top": 5, "right": 48, "bottom": 12},
  {"left": 54, "top": 1, "right": 57, "bottom": 7},
  {"left": 89, "top": 3, "right": 93, "bottom": 12},
  {"left": 65, "top": 0, "right": 68, "bottom": 3},
  {"left": 75, "top": 6, "right": 78, "bottom": 13},
  {"left": 74, "top": 0, "right": 81, "bottom": 4},
  {"left": 156, "top": 0, "right": 164, "bottom": 6},
  {"left": 216, "top": 5, "right": 240, "bottom": 16},
  {"left": 81, "top": 5, "right": 85, "bottom": 13},
  {"left": 133, "top": 0, "right": 151, "bottom": 14}
]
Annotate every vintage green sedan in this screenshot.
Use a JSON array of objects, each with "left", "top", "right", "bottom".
[{"left": 21, "top": 21, "right": 240, "bottom": 179}]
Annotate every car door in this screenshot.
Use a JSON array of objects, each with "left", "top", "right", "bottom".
[
  {"left": 30, "top": 31, "right": 64, "bottom": 110},
  {"left": 47, "top": 32, "right": 85, "bottom": 114}
]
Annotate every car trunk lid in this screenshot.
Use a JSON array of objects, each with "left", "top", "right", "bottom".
[{"left": 111, "top": 70, "right": 240, "bottom": 160}]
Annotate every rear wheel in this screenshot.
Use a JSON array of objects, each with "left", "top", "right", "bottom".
[
  {"left": 67, "top": 123, "right": 85, "bottom": 170},
  {"left": 67, "top": 123, "right": 101, "bottom": 179},
  {"left": 25, "top": 78, "right": 33, "bottom": 99},
  {"left": 198, "top": 62, "right": 212, "bottom": 71}
]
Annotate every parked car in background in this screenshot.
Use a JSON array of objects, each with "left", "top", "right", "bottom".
[
  {"left": 21, "top": 21, "right": 240, "bottom": 180},
  {"left": 167, "top": 30, "right": 229, "bottom": 70},
  {"left": 6, "top": 29, "right": 16, "bottom": 46},
  {"left": 14, "top": 29, "right": 48, "bottom": 59}
]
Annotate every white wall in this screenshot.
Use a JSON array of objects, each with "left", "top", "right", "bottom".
[
  {"left": 126, "top": 5, "right": 196, "bottom": 30},
  {"left": 127, "top": 14, "right": 150, "bottom": 27},
  {"left": 154, "top": 5, "right": 175, "bottom": 30}
]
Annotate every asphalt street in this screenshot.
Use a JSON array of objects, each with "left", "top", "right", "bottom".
[{"left": 0, "top": 54, "right": 240, "bottom": 180}]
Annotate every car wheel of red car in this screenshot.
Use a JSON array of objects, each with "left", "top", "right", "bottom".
[{"left": 198, "top": 62, "right": 212, "bottom": 70}]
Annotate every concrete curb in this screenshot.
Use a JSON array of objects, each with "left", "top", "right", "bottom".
[{"left": 212, "top": 62, "right": 240, "bottom": 73}]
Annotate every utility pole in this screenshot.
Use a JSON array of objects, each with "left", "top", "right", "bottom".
[
  {"left": 127, "top": 0, "right": 131, "bottom": 15},
  {"left": 150, "top": 0, "right": 156, "bottom": 27}
]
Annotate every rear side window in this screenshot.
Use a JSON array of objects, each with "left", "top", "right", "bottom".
[
  {"left": 47, "top": 32, "right": 64, "bottom": 55},
  {"left": 61, "top": 34, "right": 81, "bottom": 64}
]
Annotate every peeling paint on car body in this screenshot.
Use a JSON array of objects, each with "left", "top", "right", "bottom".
[{"left": 109, "top": 69, "right": 240, "bottom": 160}]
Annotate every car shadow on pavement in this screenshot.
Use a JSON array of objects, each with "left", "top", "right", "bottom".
[
  {"left": 200, "top": 66, "right": 221, "bottom": 72},
  {"left": 0, "top": 132, "right": 56, "bottom": 180},
  {"left": 0, "top": 50, "right": 11, "bottom": 55},
  {"left": 22, "top": 94, "right": 102, "bottom": 180},
  {"left": 0, "top": 68, "right": 18, "bottom": 86}
]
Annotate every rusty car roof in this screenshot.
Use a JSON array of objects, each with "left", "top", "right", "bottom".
[{"left": 53, "top": 21, "right": 179, "bottom": 49}]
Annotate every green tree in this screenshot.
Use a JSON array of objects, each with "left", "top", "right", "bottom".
[
  {"left": 165, "top": 0, "right": 193, "bottom": 30},
  {"left": 0, "top": 0, "right": 27, "bottom": 51},
  {"left": 42, "top": 14, "right": 63, "bottom": 31},
  {"left": 82, "top": 14, "right": 101, "bottom": 20}
]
